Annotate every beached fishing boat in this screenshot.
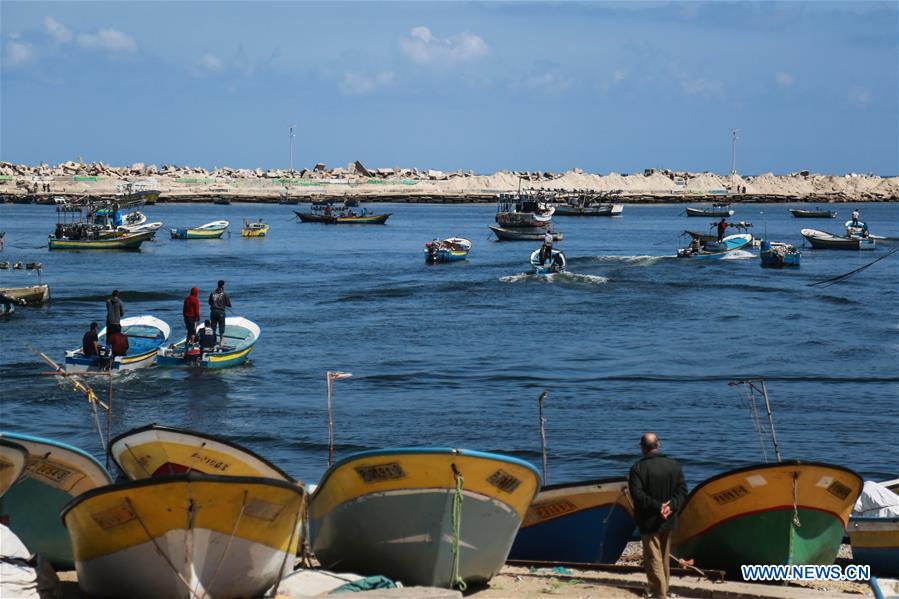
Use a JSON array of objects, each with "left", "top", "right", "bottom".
[
  {"left": 309, "top": 447, "right": 540, "bottom": 588},
  {"left": 509, "top": 478, "right": 635, "bottom": 563},
  {"left": 685, "top": 204, "right": 734, "bottom": 218},
  {"left": 0, "top": 438, "right": 28, "bottom": 497},
  {"left": 554, "top": 202, "right": 623, "bottom": 217},
  {"left": 0, "top": 284, "right": 50, "bottom": 306},
  {"left": 156, "top": 316, "right": 260, "bottom": 369},
  {"left": 170, "top": 220, "right": 229, "bottom": 239},
  {"left": 495, "top": 192, "right": 555, "bottom": 228},
  {"left": 425, "top": 237, "right": 471, "bottom": 263},
  {"left": 677, "top": 233, "right": 752, "bottom": 259},
  {"left": 490, "top": 225, "right": 563, "bottom": 242},
  {"left": 530, "top": 248, "right": 566, "bottom": 274},
  {"left": 789, "top": 208, "right": 837, "bottom": 219},
  {"left": 64, "top": 315, "right": 170, "bottom": 373},
  {"left": 759, "top": 240, "right": 801, "bottom": 268},
  {"left": 62, "top": 473, "right": 305, "bottom": 598},
  {"left": 49, "top": 229, "right": 154, "bottom": 250},
  {"left": 0, "top": 432, "right": 112, "bottom": 569},
  {"left": 802, "top": 228, "right": 876, "bottom": 250},
  {"left": 671, "top": 461, "right": 862, "bottom": 574},
  {"left": 849, "top": 481, "right": 899, "bottom": 576},
  {"left": 242, "top": 219, "right": 270, "bottom": 237},
  {"left": 109, "top": 424, "right": 293, "bottom": 481}
]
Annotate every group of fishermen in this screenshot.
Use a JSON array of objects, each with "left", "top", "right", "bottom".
[{"left": 80, "top": 281, "right": 233, "bottom": 364}]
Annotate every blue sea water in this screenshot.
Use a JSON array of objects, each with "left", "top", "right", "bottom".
[{"left": 1, "top": 202, "right": 897, "bottom": 486}]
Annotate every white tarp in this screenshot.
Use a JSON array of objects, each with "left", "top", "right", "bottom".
[
  {"left": 0, "top": 524, "right": 61, "bottom": 599},
  {"left": 853, "top": 480, "right": 899, "bottom": 518}
]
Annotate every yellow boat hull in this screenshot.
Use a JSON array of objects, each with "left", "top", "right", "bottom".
[{"left": 242, "top": 225, "right": 269, "bottom": 237}]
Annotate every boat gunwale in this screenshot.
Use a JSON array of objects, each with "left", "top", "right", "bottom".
[
  {"left": 538, "top": 476, "right": 629, "bottom": 493},
  {"left": 1, "top": 431, "right": 112, "bottom": 483}
]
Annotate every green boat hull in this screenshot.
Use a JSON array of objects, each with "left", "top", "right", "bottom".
[{"left": 674, "top": 507, "right": 845, "bottom": 572}]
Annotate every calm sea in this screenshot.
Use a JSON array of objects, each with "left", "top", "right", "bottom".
[{"left": 1, "top": 202, "right": 897, "bottom": 486}]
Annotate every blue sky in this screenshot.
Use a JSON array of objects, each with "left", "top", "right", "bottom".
[{"left": 2, "top": 1, "right": 896, "bottom": 174}]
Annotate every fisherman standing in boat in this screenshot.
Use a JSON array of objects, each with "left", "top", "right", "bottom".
[
  {"left": 541, "top": 230, "right": 554, "bottom": 264},
  {"left": 628, "top": 432, "right": 688, "bottom": 599},
  {"left": 106, "top": 290, "right": 124, "bottom": 334},
  {"left": 208, "top": 280, "right": 231, "bottom": 347},
  {"left": 183, "top": 287, "right": 201, "bottom": 345},
  {"left": 716, "top": 218, "right": 729, "bottom": 242},
  {"left": 851, "top": 208, "right": 860, "bottom": 227}
]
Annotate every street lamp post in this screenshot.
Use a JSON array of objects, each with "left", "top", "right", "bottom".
[{"left": 288, "top": 124, "right": 296, "bottom": 177}]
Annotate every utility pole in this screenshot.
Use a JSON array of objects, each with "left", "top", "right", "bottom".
[
  {"left": 730, "top": 129, "right": 738, "bottom": 194},
  {"left": 288, "top": 124, "right": 296, "bottom": 176}
]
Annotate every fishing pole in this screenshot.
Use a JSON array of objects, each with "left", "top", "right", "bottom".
[{"left": 808, "top": 246, "right": 899, "bottom": 288}]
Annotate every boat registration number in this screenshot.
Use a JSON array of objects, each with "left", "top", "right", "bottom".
[
  {"left": 534, "top": 499, "right": 577, "bottom": 520},
  {"left": 356, "top": 462, "right": 406, "bottom": 483},
  {"left": 711, "top": 484, "right": 749, "bottom": 506},
  {"left": 26, "top": 459, "right": 74, "bottom": 485},
  {"left": 826, "top": 480, "right": 853, "bottom": 501},
  {"left": 91, "top": 503, "right": 136, "bottom": 529},
  {"left": 488, "top": 469, "right": 522, "bottom": 494}
]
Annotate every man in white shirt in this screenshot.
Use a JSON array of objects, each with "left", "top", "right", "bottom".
[
  {"left": 541, "top": 231, "right": 554, "bottom": 264},
  {"left": 852, "top": 209, "right": 860, "bottom": 226}
]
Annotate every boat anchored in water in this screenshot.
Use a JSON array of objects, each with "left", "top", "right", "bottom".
[
  {"left": 789, "top": 208, "right": 837, "bottom": 219},
  {"left": 495, "top": 191, "right": 555, "bottom": 228},
  {"left": 64, "top": 315, "right": 170, "bottom": 372},
  {"left": 490, "top": 225, "right": 563, "bottom": 242},
  {"left": 685, "top": 203, "right": 734, "bottom": 218},
  {"left": 0, "top": 284, "right": 50, "bottom": 306},
  {"left": 553, "top": 193, "right": 623, "bottom": 217},
  {"left": 294, "top": 202, "right": 391, "bottom": 224},
  {"left": 802, "top": 228, "right": 875, "bottom": 250},
  {"left": 425, "top": 237, "right": 471, "bottom": 263},
  {"left": 242, "top": 218, "right": 270, "bottom": 237},
  {"left": 156, "top": 316, "right": 260, "bottom": 369},
  {"left": 170, "top": 220, "right": 230, "bottom": 239},
  {"left": 759, "top": 240, "right": 801, "bottom": 268}
]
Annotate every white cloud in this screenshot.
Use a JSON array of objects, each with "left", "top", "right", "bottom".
[
  {"left": 5, "top": 39, "right": 33, "bottom": 66},
  {"left": 848, "top": 86, "right": 872, "bottom": 108},
  {"left": 198, "top": 52, "right": 224, "bottom": 73},
  {"left": 525, "top": 72, "right": 573, "bottom": 94},
  {"left": 339, "top": 71, "right": 394, "bottom": 95},
  {"left": 680, "top": 77, "right": 725, "bottom": 98},
  {"left": 76, "top": 28, "right": 137, "bottom": 53},
  {"left": 775, "top": 72, "right": 794, "bottom": 87},
  {"left": 613, "top": 69, "right": 627, "bottom": 82},
  {"left": 44, "top": 16, "right": 72, "bottom": 43},
  {"left": 400, "top": 26, "right": 487, "bottom": 66}
]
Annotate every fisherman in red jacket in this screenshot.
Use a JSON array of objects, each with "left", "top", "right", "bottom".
[{"left": 183, "top": 287, "right": 201, "bottom": 344}]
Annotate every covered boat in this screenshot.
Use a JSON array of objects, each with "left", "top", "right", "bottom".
[
  {"left": 425, "top": 237, "right": 471, "bottom": 263},
  {"left": 677, "top": 233, "right": 752, "bottom": 259},
  {"left": 49, "top": 229, "right": 153, "bottom": 250},
  {"left": 65, "top": 315, "right": 170, "bottom": 373},
  {"left": 491, "top": 225, "right": 563, "bottom": 242},
  {"left": 0, "top": 438, "right": 28, "bottom": 497},
  {"left": 495, "top": 192, "right": 555, "bottom": 228},
  {"left": 685, "top": 205, "right": 734, "bottom": 217},
  {"left": 849, "top": 480, "right": 899, "bottom": 576},
  {"left": 508, "top": 478, "right": 635, "bottom": 563},
  {"left": 62, "top": 473, "right": 305, "bottom": 599},
  {"left": 156, "top": 316, "right": 260, "bottom": 369},
  {"left": 789, "top": 208, "right": 837, "bottom": 219},
  {"left": 242, "top": 219, "right": 270, "bottom": 237},
  {"left": 801, "top": 228, "right": 875, "bottom": 250},
  {"left": 0, "top": 432, "right": 113, "bottom": 569},
  {"left": 530, "top": 248, "right": 566, "bottom": 274},
  {"left": 671, "top": 461, "right": 862, "bottom": 574},
  {"left": 309, "top": 447, "right": 540, "bottom": 588},
  {"left": 0, "top": 284, "right": 50, "bottom": 306},
  {"left": 759, "top": 240, "right": 801, "bottom": 268},
  {"left": 109, "top": 424, "right": 293, "bottom": 481},
  {"left": 170, "top": 220, "right": 229, "bottom": 239}
]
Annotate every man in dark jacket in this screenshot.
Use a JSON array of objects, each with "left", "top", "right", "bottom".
[
  {"left": 105, "top": 290, "right": 125, "bottom": 334},
  {"left": 208, "top": 280, "right": 232, "bottom": 346},
  {"left": 628, "top": 432, "right": 688, "bottom": 599}
]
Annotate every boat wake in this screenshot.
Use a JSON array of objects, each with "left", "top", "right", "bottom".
[
  {"left": 499, "top": 272, "right": 609, "bottom": 285},
  {"left": 572, "top": 255, "right": 668, "bottom": 267},
  {"left": 720, "top": 250, "right": 755, "bottom": 260}
]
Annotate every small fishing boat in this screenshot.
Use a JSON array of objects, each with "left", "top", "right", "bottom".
[
  {"left": 530, "top": 248, "right": 566, "bottom": 274},
  {"left": 759, "top": 240, "right": 801, "bottom": 268},
  {"left": 684, "top": 221, "right": 753, "bottom": 244},
  {"left": 49, "top": 229, "right": 154, "bottom": 250},
  {"left": 294, "top": 209, "right": 391, "bottom": 224},
  {"left": 116, "top": 179, "right": 160, "bottom": 205},
  {"left": 790, "top": 208, "right": 837, "bottom": 219},
  {"left": 62, "top": 473, "right": 305, "bottom": 598},
  {"left": 844, "top": 220, "right": 892, "bottom": 243},
  {"left": 685, "top": 204, "right": 734, "bottom": 217},
  {"left": 425, "top": 237, "right": 471, "bottom": 263},
  {"left": 242, "top": 219, "right": 270, "bottom": 237},
  {"left": 170, "top": 220, "right": 229, "bottom": 239},
  {"left": 677, "top": 232, "right": 752, "bottom": 259},
  {"left": 0, "top": 284, "right": 50, "bottom": 306},
  {"left": 109, "top": 424, "right": 293, "bottom": 481},
  {"left": 0, "top": 432, "right": 113, "bottom": 569},
  {"left": 508, "top": 478, "right": 635, "bottom": 563},
  {"left": 213, "top": 196, "right": 232, "bottom": 205},
  {"left": 65, "top": 315, "right": 170, "bottom": 373},
  {"left": 1, "top": 296, "right": 15, "bottom": 316},
  {"left": 554, "top": 203, "right": 623, "bottom": 217},
  {"left": 309, "top": 447, "right": 540, "bottom": 588},
  {"left": 671, "top": 461, "right": 862, "bottom": 574},
  {"left": 490, "top": 225, "right": 563, "bottom": 242},
  {"left": 495, "top": 192, "right": 555, "bottom": 228},
  {"left": 156, "top": 316, "right": 260, "bottom": 369},
  {"left": 849, "top": 481, "right": 899, "bottom": 576},
  {"left": 122, "top": 221, "right": 163, "bottom": 236},
  {"left": 801, "top": 228, "right": 876, "bottom": 250},
  {"left": 0, "top": 438, "right": 28, "bottom": 497}
]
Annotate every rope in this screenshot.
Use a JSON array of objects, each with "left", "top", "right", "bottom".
[
  {"left": 197, "top": 490, "right": 249, "bottom": 599},
  {"left": 808, "top": 246, "right": 899, "bottom": 287},
  {"left": 123, "top": 442, "right": 153, "bottom": 477},
  {"left": 271, "top": 487, "right": 306, "bottom": 596},
  {"left": 125, "top": 497, "right": 197, "bottom": 597},
  {"left": 791, "top": 472, "right": 801, "bottom": 529},
  {"left": 744, "top": 386, "right": 768, "bottom": 463},
  {"left": 450, "top": 464, "right": 467, "bottom": 591}
]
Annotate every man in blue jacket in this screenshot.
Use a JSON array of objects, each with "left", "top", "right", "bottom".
[{"left": 628, "top": 432, "right": 688, "bottom": 599}]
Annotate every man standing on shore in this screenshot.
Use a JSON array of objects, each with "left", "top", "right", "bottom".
[
  {"left": 208, "top": 280, "right": 231, "bottom": 346},
  {"left": 628, "top": 432, "right": 688, "bottom": 599},
  {"left": 106, "top": 290, "right": 124, "bottom": 334}
]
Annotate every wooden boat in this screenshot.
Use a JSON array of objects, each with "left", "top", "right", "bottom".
[
  {"left": 530, "top": 248, "right": 566, "bottom": 274},
  {"left": 48, "top": 229, "right": 153, "bottom": 250},
  {"left": 0, "top": 284, "right": 50, "bottom": 306},
  {"left": 849, "top": 481, "right": 899, "bottom": 576},
  {"left": 677, "top": 233, "right": 752, "bottom": 259},
  {"left": 425, "top": 237, "right": 471, "bottom": 263},
  {"left": 671, "top": 461, "right": 862, "bottom": 574},
  {"left": 109, "top": 424, "right": 293, "bottom": 481},
  {"left": 170, "top": 220, "right": 229, "bottom": 239},
  {"left": 844, "top": 220, "right": 892, "bottom": 243},
  {"left": 759, "top": 240, "right": 801, "bottom": 268},
  {"left": 156, "top": 316, "right": 260, "bottom": 369},
  {"left": 491, "top": 225, "right": 563, "bottom": 242},
  {"left": 242, "top": 219, "right": 270, "bottom": 237},
  {"left": 554, "top": 203, "right": 623, "bottom": 217},
  {"left": 0, "top": 432, "right": 112, "bottom": 569},
  {"left": 685, "top": 205, "right": 734, "bottom": 217},
  {"left": 309, "top": 448, "right": 540, "bottom": 588},
  {"left": 801, "top": 228, "right": 875, "bottom": 250},
  {"left": 65, "top": 315, "right": 170, "bottom": 373},
  {"left": 495, "top": 193, "right": 555, "bottom": 228},
  {"left": 508, "top": 478, "right": 635, "bottom": 563},
  {"left": 122, "top": 221, "right": 163, "bottom": 236},
  {"left": 293, "top": 210, "right": 390, "bottom": 224},
  {"left": 0, "top": 438, "right": 28, "bottom": 497},
  {"left": 790, "top": 208, "right": 837, "bottom": 219},
  {"left": 62, "top": 473, "right": 305, "bottom": 598}
]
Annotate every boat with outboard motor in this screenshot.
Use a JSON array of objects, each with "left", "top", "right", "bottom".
[
  {"left": 170, "top": 220, "right": 229, "bottom": 239},
  {"left": 491, "top": 225, "right": 563, "bottom": 242},
  {"left": 294, "top": 202, "right": 391, "bottom": 224},
  {"left": 685, "top": 221, "right": 753, "bottom": 244},
  {"left": 677, "top": 232, "right": 753, "bottom": 259},
  {"left": 0, "top": 284, "right": 50, "bottom": 306},
  {"left": 790, "top": 208, "right": 837, "bottom": 219},
  {"left": 685, "top": 203, "right": 734, "bottom": 217},
  {"left": 759, "top": 240, "right": 801, "bottom": 268},
  {"left": 156, "top": 316, "right": 260, "bottom": 369},
  {"left": 802, "top": 228, "right": 875, "bottom": 250},
  {"left": 425, "top": 237, "right": 471, "bottom": 263},
  {"left": 242, "top": 218, "right": 270, "bottom": 237},
  {"left": 496, "top": 192, "right": 555, "bottom": 228},
  {"left": 529, "top": 248, "right": 566, "bottom": 274},
  {"left": 844, "top": 220, "right": 893, "bottom": 244},
  {"left": 64, "top": 315, "right": 170, "bottom": 372}
]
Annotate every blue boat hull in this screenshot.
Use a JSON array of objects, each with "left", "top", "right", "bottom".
[
  {"left": 854, "top": 546, "right": 899, "bottom": 576},
  {"left": 760, "top": 252, "right": 801, "bottom": 268}
]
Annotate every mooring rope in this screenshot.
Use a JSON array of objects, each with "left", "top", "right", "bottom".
[
  {"left": 792, "top": 472, "right": 802, "bottom": 528},
  {"left": 126, "top": 497, "right": 197, "bottom": 597},
  {"left": 198, "top": 489, "right": 249, "bottom": 599},
  {"left": 450, "top": 464, "right": 467, "bottom": 592},
  {"left": 744, "top": 385, "right": 768, "bottom": 463},
  {"left": 808, "top": 246, "right": 899, "bottom": 288}
]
